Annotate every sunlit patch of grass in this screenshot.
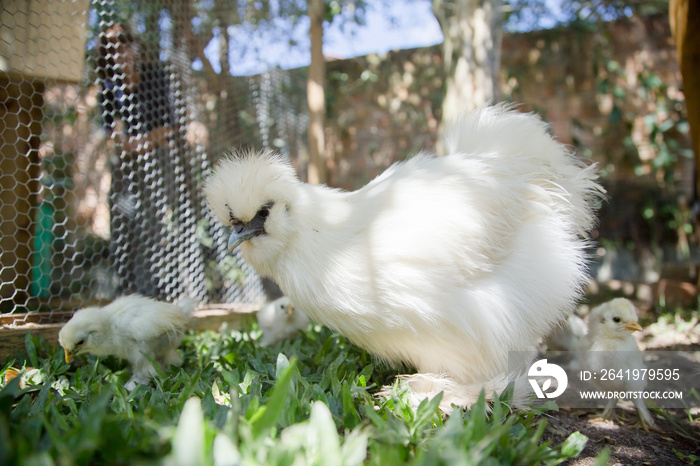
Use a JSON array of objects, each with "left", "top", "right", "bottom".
[{"left": 1, "top": 325, "right": 590, "bottom": 465}]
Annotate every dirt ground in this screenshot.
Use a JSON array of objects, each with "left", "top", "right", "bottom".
[
  {"left": 542, "top": 406, "right": 699, "bottom": 465},
  {"left": 541, "top": 303, "right": 700, "bottom": 465}
]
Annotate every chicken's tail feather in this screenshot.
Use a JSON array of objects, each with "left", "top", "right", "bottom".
[
  {"left": 159, "top": 297, "right": 198, "bottom": 338},
  {"left": 175, "top": 296, "right": 199, "bottom": 317},
  {"left": 443, "top": 103, "right": 605, "bottom": 237}
]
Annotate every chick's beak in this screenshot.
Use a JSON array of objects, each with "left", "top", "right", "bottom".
[
  {"left": 64, "top": 348, "right": 75, "bottom": 363},
  {"left": 623, "top": 321, "right": 643, "bottom": 332}
]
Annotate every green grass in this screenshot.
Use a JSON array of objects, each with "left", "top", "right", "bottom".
[{"left": 0, "top": 324, "right": 588, "bottom": 465}]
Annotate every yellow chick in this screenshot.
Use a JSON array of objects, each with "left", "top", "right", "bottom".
[
  {"left": 585, "top": 298, "right": 656, "bottom": 431},
  {"left": 59, "top": 294, "right": 195, "bottom": 390}
]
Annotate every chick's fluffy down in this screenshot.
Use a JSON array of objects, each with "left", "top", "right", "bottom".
[
  {"left": 584, "top": 298, "right": 656, "bottom": 430},
  {"left": 205, "top": 104, "right": 603, "bottom": 406},
  {"left": 256, "top": 296, "right": 310, "bottom": 347},
  {"left": 59, "top": 295, "right": 195, "bottom": 389}
]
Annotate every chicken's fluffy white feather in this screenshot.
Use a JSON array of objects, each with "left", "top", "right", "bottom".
[
  {"left": 58, "top": 294, "right": 196, "bottom": 390},
  {"left": 205, "top": 104, "right": 603, "bottom": 406}
]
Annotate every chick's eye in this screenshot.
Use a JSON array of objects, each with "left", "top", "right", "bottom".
[
  {"left": 76, "top": 338, "right": 86, "bottom": 346},
  {"left": 612, "top": 317, "right": 621, "bottom": 323}
]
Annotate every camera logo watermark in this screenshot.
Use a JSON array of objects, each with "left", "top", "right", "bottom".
[{"left": 528, "top": 359, "right": 568, "bottom": 399}]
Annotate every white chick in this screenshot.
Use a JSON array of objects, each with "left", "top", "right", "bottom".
[
  {"left": 59, "top": 294, "right": 195, "bottom": 390},
  {"left": 585, "top": 298, "right": 656, "bottom": 431},
  {"left": 204, "top": 104, "right": 602, "bottom": 406},
  {"left": 256, "top": 296, "right": 310, "bottom": 347}
]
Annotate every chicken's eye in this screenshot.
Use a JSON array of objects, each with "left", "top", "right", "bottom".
[
  {"left": 612, "top": 317, "right": 621, "bottom": 323},
  {"left": 258, "top": 202, "right": 274, "bottom": 219},
  {"left": 76, "top": 338, "right": 86, "bottom": 347},
  {"left": 225, "top": 203, "right": 240, "bottom": 225}
]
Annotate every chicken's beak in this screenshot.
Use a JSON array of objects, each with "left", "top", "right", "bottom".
[
  {"left": 227, "top": 214, "right": 267, "bottom": 252},
  {"left": 64, "top": 348, "right": 75, "bottom": 363},
  {"left": 228, "top": 228, "right": 262, "bottom": 252},
  {"left": 623, "top": 321, "right": 643, "bottom": 332}
]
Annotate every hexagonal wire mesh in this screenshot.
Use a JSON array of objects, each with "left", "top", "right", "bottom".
[{"left": 0, "top": 0, "right": 313, "bottom": 322}]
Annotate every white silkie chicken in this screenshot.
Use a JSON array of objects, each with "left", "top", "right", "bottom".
[
  {"left": 204, "top": 104, "right": 603, "bottom": 406},
  {"left": 585, "top": 298, "right": 656, "bottom": 431},
  {"left": 257, "top": 296, "right": 310, "bottom": 346},
  {"left": 59, "top": 294, "right": 195, "bottom": 390}
]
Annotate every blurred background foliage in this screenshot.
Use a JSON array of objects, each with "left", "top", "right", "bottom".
[{"left": 3, "top": 0, "right": 696, "bottom": 311}]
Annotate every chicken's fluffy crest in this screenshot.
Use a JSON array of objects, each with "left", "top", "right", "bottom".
[{"left": 205, "top": 104, "right": 604, "bottom": 406}]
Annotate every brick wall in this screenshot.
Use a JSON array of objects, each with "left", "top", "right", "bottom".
[{"left": 319, "top": 14, "right": 689, "bottom": 193}]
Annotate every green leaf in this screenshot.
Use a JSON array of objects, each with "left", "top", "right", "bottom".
[
  {"left": 213, "top": 433, "right": 241, "bottom": 466},
  {"left": 309, "top": 401, "right": 342, "bottom": 465},
  {"left": 342, "top": 382, "right": 360, "bottom": 429},
  {"left": 412, "top": 391, "right": 442, "bottom": 433},
  {"left": 251, "top": 358, "right": 297, "bottom": 437},
  {"left": 0, "top": 377, "right": 23, "bottom": 416},
  {"left": 24, "top": 333, "right": 39, "bottom": 368},
  {"left": 169, "top": 397, "right": 205, "bottom": 466},
  {"left": 532, "top": 399, "right": 559, "bottom": 414},
  {"left": 595, "top": 447, "right": 610, "bottom": 466},
  {"left": 560, "top": 431, "right": 588, "bottom": 458},
  {"left": 362, "top": 403, "right": 385, "bottom": 429},
  {"left": 275, "top": 353, "right": 290, "bottom": 380},
  {"left": 341, "top": 428, "right": 368, "bottom": 466}
]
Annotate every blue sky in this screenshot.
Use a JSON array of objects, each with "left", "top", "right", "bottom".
[
  {"left": 199, "top": 0, "right": 444, "bottom": 76},
  {"left": 324, "top": 1, "right": 444, "bottom": 60},
  {"left": 195, "top": 0, "right": 588, "bottom": 76}
]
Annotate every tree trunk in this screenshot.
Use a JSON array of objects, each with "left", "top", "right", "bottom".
[
  {"left": 433, "top": 0, "right": 503, "bottom": 153},
  {"left": 670, "top": 0, "right": 700, "bottom": 200},
  {"left": 669, "top": 0, "right": 700, "bottom": 284},
  {"left": 307, "top": 0, "right": 327, "bottom": 184}
]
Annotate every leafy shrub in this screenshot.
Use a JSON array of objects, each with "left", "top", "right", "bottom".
[{"left": 1, "top": 325, "right": 587, "bottom": 465}]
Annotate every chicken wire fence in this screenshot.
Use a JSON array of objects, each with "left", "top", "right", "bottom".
[{"left": 1, "top": 0, "right": 307, "bottom": 321}]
